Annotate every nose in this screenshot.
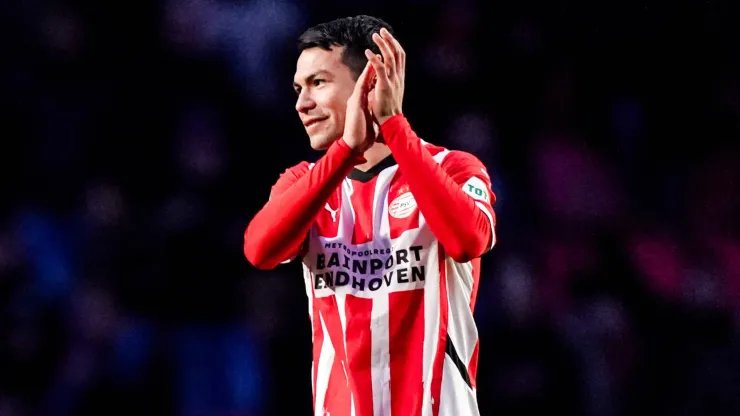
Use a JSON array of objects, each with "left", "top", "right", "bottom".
[{"left": 295, "top": 90, "right": 316, "bottom": 114}]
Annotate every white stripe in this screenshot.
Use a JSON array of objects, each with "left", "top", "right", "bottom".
[
  {"left": 438, "top": 356, "right": 480, "bottom": 415},
  {"left": 314, "top": 314, "right": 334, "bottom": 415},
  {"left": 374, "top": 166, "right": 398, "bottom": 244},
  {"left": 450, "top": 261, "right": 474, "bottom": 302},
  {"left": 303, "top": 266, "right": 315, "bottom": 336},
  {"left": 432, "top": 149, "right": 450, "bottom": 164},
  {"left": 339, "top": 178, "right": 355, "bottom": 241},
  {"left": 421, "top": 239, "right": 442, "bottom": 416},
  {"left": 303, "top": 266, "right": 317, "bottom": 402},
  {"left": 336, "top": 293, "right": 349, "bottom": 416},
  {"left": 335, "top": 273, "right": 348, "bottom": 411},
  {"left": 474, "top": 201, "right": 497, "bottom": 250},
  {"left": 370, "top": 166, "right": 396, "bottom": 416},
  {"left": 370, "top": 293, "right": 390, "bottom": 416},
  {"left": 336, "top": 293, "right": 348, "bottom": 374},
  {"left": 446, "top": 261, "right": 477, "bottom": 365}
]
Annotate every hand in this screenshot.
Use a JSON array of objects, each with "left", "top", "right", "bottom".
[
  {"left": 365, "top": 28, "right": 406, "bottom": 126},
  {"left": 342, "top": 61, "right": 377, "bottom": 152}
]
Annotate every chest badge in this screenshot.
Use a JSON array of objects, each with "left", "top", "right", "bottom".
[{"left": 389, "top": 192, "right": 417, "bottom": 219}]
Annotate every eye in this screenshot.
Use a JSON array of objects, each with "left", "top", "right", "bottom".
[
  {"left": 313, "top": 78, "right": 326, "bottom": 87},
  {"left": 294, "top": 86, "right": 301, "bottom": 95}
]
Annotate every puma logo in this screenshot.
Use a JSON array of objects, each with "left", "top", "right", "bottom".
[{"left": 324, "top": 203, "right": 338, "bottom": 222}]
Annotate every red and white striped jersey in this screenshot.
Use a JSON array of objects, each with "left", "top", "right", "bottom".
[{"left": 276, "top": 141, "right": 496, "bottom": 416}]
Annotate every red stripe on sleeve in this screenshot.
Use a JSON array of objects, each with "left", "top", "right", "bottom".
[
  {"left": 244, "top": 139, "right": 365, "bottom": 269},
  {"left": 380, "top": 115, "right": 494, "bottom": 263},
  {"left": 389, "top": 289, "right": 425, "bottom": 416}
]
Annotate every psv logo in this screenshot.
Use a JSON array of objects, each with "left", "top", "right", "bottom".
[{"left": 389, "top": 192, "right": 417, "bottom": 219}]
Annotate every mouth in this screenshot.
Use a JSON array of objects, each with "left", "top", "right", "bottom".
[{"left": 304, "top": 117, "right": 328, "bottom": 128}]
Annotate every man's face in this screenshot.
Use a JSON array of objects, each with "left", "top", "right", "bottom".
[{"left": 294, "top": 46, "right": 357, "bottom": 150}]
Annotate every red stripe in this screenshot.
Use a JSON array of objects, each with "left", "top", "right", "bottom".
[
  {"left": 469, "top": 258, "right": 481, "bottom": 312},
  {"left": 389, "top": 289, "right": 425, "bottom": 416},
  {"left": 431, "top": 247, "right": 449, "bottom": 416},
  {"left": 315, "top": 297, "right": 350, "bottom": 415},
  {"left": 325, "top": 358, "right": 352, "bottom": 416},
  {"left": 316, "top": 190, "right": 342, "bottom": 238},
  {"left": 388, "top": 175, "right": 420, "bottom": 240},
  {"left": 344, "top": 295, "right": 374, "bottom": 416},
  {"left": 351, "top": 178, "right": 378, "bottom": 245},
  {"left": 311, "top": 289, "right": 323, "bottom": 410},
  {"left": 468, "top": 341, "right": 480, "bottom": 389},
  {"left": 469, "top": 258, "right": 481, "bottom": 389}
]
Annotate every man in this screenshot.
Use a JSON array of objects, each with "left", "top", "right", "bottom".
[{"left": 244, "top": 15, "right": 497, "bottom": 416}]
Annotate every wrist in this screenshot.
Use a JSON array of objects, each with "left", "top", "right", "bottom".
[
  {"left": 377, "top": 111, "right": 402, "bottom": 126},
  {"left": 335, "top": 137, "right": 368, "bottom": 164},
  {"left": 340, "top": 135, "right": 362, "bottom": 152},
  {"left": 378, "top": 114, "right": 408, "bottom": 145}
]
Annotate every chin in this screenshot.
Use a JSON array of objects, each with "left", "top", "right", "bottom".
[{"left": 308, "top": 133, "right": 340, "bottom": 151}]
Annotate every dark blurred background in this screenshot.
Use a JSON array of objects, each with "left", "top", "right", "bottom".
[{"left": 1, "top": 0, "right": 740, "bottom": 415}]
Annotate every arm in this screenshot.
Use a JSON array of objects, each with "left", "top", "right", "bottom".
[
  {"left": 381, "top": 114, "right": 497, "bottom": 262},
  {"left": 244, "top": 139, "right": 365, "bottom": 269},
  {"left": 362, "top": 30, "right": 496, "bottom": 261}
]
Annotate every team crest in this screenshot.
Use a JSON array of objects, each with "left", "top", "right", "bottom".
[{"left": 389, "top": 192, "right": 417, "bottom": 219}]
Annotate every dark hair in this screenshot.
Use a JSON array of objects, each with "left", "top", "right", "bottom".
[{"left": 298, "top": 15, "right": 394, "bottom": 78}]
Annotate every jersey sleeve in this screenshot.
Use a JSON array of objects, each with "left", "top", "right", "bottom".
[
  {"left": 440, "top": 151, "right": 498, "bottom": 251},
  {"left": 244, "top": 138, "right": 365, "bottom": 269},
  {"left": 269, "top": 161, "right": 309, "bottom": 198},
  {"left": 381, "top": 114, "right": 495, "bottom": 262},
  {"left": 268, "top": 162, "right": 311, "bottom": 262}
]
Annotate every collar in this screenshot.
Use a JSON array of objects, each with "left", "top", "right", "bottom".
[{"left": 347, "top": 154, "right": 397, "bottom": 182}]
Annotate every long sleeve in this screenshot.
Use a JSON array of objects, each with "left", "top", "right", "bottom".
[
  {"left": 381, "top": 114, "right": 496, "bottom": 262},
  {"left": 244, "top": 139, "right": 365, "bottom": 270}
]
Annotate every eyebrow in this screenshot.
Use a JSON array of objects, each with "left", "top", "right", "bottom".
[{"left": 293, "top": 70, "right": 332, "bottom": 88}]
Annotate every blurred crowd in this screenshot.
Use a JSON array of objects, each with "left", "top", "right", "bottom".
[{"left": 1, "top": 0, "right": 740, "bottom": 415}]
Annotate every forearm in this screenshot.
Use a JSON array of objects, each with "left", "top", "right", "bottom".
[
  {"left": 244, "top": 139, "right": 364, "bottom": 269},
  {"left": 381, "top": 115, "right": 492, "bottom": 262}
]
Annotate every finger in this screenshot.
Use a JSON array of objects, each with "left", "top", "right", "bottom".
[
  {"left": 372, "top": 32, "right": 395, "bottom": 78},
  {"left": 364, "top": 63, "right": 377, "bottom": 92},
  {"left": 352, "top": 60, "right": 373, "bottom": 97},
  {"left": 383, "top": 30, "right": 406, "bottom": 81},
  {"left": 365, "top": 49, "right": 390, "bottom": 87}
]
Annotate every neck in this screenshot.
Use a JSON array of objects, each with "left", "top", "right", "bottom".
[{"left": 355, "top": 142, "right": 391, "bottom": 172}]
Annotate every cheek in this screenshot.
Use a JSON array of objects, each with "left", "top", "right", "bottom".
[
  {"left": 319, "top": 94, "right": 347, "bottom": 119},
  {"left": 315, "top": 85, "right": 353, "bottom": 127},
  {"left": 333, "top": 102, "right": 347, "bottom": 122}
]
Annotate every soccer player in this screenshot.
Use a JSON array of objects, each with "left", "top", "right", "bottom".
[{"left": 244, "top": 15, "right": 497, "bottom": 416}]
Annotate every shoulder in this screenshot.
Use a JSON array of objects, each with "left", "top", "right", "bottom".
[
  {"left": 421, "top": 141, "right": 449, "bottom": 160},
  {"left": 270, "top": 161, "right": 311, "bottom": 198},
  {"left": 422, "top": 141, "right": 487, "bottom": 175},
  {"left": 279, "top": 161, "right": 312, "bottom": 180},
  {"left": 441, "top": 150, "right": 487, "bottom": 172}
]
